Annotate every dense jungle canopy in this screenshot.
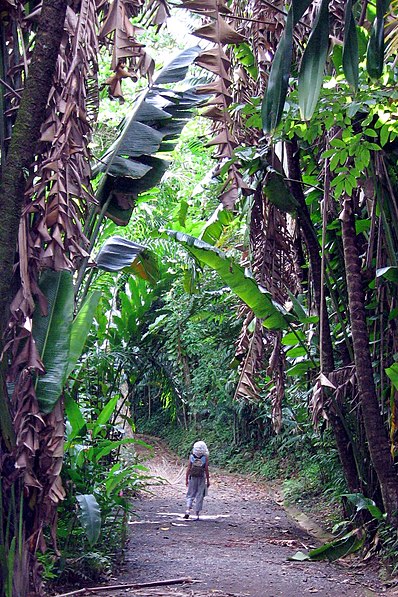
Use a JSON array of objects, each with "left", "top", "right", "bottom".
[{"left": 2, "top": 0, "right": 398, "bottom": 593}]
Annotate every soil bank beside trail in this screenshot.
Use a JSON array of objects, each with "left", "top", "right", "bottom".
[{"left": 109, "top": 439, "right": 386, "bottom": 597}]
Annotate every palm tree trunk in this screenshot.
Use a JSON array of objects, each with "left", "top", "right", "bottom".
[
  {"left": 285, "top": 140, "right": 361, "bottom": 494},
  {"left": 340, "top": 193, "right": 398, "bottom": 523}
]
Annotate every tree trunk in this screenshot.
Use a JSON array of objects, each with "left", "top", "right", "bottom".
[
  {"left": 340, "top": 193, "right": 398, "bottom": 523},
  {"left": 0, "top": 0, "right": 67, "bottom": 340},
  {"left": 285, "top": 140, "right": 361, "bottom": 494}
]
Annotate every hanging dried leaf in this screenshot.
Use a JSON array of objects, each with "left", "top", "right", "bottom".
[
  {"left": 99, "top": 0, "right": 155, "bottom": 96},
  {"left": 194, "top": 18, "right": 245, "bottom": 45}
]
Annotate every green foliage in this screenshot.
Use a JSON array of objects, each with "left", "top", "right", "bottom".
[
  {"left": 261, "top": 0, "right": 313, "bottom": 132},
  {"left": 32, "top": 271, "right": 74, "bottom": 413},
  {"left": 160, "top": 229, "right": 291, "bottom": 330},
  {"left": 298, "top": 0, "right": 330, "bottom": 120},
  {"left": 290, "top": 529, "right": 364, "bottom": 561},
  {"left": 67, "top": 291, "right": 102, "bottom": 379},
  {"left": 342, "top": 0, "right": 359, "bottom": 90},
  {"left": 262, "top": 0, "right": 391, "bottom": 130},
  {"left": 76, "top": 494, "right": 101, "bottom": 546},
  {"left": 367, "top": 0, "right": 390, "bottom": 78},
  {"left": 96, "top": 236, "right": 159, "bottom": 284}
]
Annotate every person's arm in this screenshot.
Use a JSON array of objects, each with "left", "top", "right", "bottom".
[
  {"left": 186, "top": 460, "right": 192, "bottom": 486},
  {"left": 205, "top": 457, "right": 210, "bottom": 487}
]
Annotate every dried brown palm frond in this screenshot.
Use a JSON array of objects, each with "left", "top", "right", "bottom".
[
  {"left": 234, "top": 311, "right": 264, "bottom": 400},
  {"left": 98, "top": 0, "right": 155, "bottom": 98},
  {"left": 233, "top": 186, "right": 299, "bottom": 419},
  {"left": 141, "top": 0, "right": 171, "bottom": 27},
  {"left": 310, "top": 365, "right": 356, "bottom": 427}
]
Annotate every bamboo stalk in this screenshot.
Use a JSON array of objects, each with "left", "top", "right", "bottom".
[{"left": 54, "top": 577, "right": 196, "bottom": 597}]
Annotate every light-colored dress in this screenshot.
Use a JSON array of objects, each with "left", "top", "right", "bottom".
[{"left": 186, "top": 454, "right": 207, "bottom": 513}]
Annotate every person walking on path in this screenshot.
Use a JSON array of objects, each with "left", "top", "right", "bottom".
[{"left": 184, "top": 440, "right": 210, "bottom": 520}]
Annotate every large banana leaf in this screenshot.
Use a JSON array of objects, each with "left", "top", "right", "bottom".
[
  {"left": 32, "top": 270, "right": 74, "bottom": 414},
  {"left": 94, "top": 47, "right": 203, "bottom": 225},
  {"left": 95, "top": 235, "right": 159, "bottom": 284},
  {"left": 159, "top": 230, "right": 291, "bottom": 330},
  {"left": 289, "top": 529, "right": 364, "bottom": 562},
  {"left": 298, "top": 0, "right": 330, "bottom": 120}
]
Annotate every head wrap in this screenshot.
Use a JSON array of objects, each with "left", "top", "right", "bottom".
[{"left": 192, "top": 441, "right": 209, "bottom": 457}]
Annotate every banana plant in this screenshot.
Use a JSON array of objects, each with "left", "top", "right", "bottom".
[{"left": 93, "top": 46, "right": 204, "bottom": 226}]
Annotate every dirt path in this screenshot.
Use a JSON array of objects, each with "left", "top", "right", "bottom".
[{"left": 108, "top": 438, "right": 387, "bottom": 597}]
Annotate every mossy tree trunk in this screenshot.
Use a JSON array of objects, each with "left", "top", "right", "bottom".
[{"left": 340, "top": 194, "right": 398, "bottom": 524}]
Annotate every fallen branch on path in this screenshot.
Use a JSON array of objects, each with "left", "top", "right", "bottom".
[{"left": 54, "top": 576, "right": 197, "bottom": 596}]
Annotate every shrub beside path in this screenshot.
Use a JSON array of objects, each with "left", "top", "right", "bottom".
[{"left": 100, "top": 437, "right": 391, "bottom": 597}]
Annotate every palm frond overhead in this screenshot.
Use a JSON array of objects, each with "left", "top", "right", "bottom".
[{"left": 93, "top": 46, "right": 204, "bottom": 225}]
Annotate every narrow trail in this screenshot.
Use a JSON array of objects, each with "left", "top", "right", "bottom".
[{"left": 108, "top": 438, "right": 388, "bottom": 597}]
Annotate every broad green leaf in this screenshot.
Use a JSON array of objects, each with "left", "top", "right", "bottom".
[
  {"left": 65, "top": 395, "right": 86, "bottom": 443},
  {"left": 199, "top": 205, "right": 234, "bottom": 246},
  {"left": 92, "top": 395, "right": 119, "bottom": 438},
  {"left": 104, "top": 463, "right": 148, "bottom": 496},
  {"left": 107, "top": 157, "right": 152, "bottom": 178},
  {"left": 366, "top": 0, "right": 389, "bottom": 79},
  {"left": 298, "top": 0, "right": 330, "bottom": 120},
  {"left": 286, "top": 346, "right": 308, "bottom": 358},
  {"left": 263, "top": 170, "right": 299, "bottom": 213},
  {"left": 160, "top": 230, "right": 291, "bottom": 330},
  {"left": 156, "top": 46, "right": 204, "bottom": 84},
  {"left": 386, "top": 363, "right": 398, "bottom": 390},
  {"left": 66, "top": 291, "right": 101, "bottom": 379},
  {"left": 282, "top": 330, "right": 306, "bottom": 345},
  {"left": 380, "top": 124, "right": 390, "bottom": 146},
  {"left": 93, "top": 437, "right": 152, "bottom": 462},
  {"left": 342, "top": 0, "right": 359, "bottom": 90},
  {"left": 355, "top": 219, "right": 371, "bottom": 234},
  {"left": 32, "top": 270, "right": 74, "bottom": 414},
  {"left": 306, "top": 530, "right": 364, "bottom": 561},
  {"left": 96, "top": 236, "right": 159, "bottom": 284},
  {"left": 287, "top": 291, "right": 309, "bottom": 321},
  {"left": 342, "top": 493, "right": 384, "bottom": 520},
  {"left": 262, "top": 32, "right": 293, "bottom": 133},
  {"left": 376, "top": 266, "right": 398, "bottom": 284},
  {"left": 286, "top": 360, "right": 315, "bottom": 377},
  {"left": 76, "top": 494, "right": 101, "bottom": 546},
  {"left": 262, "top": 0, "right": 313, "bottom": 132}
]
